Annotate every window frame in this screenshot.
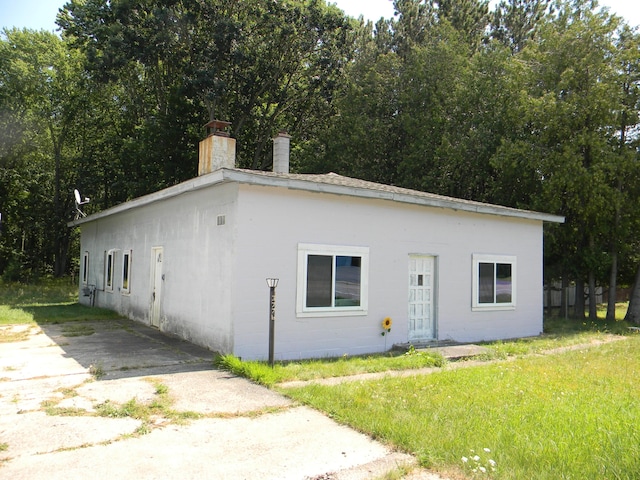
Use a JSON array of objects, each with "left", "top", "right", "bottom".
[
  {"left": 105, "top": 249, "right": 115, "bottom": 292},
  {"left": 296, "top": 243, "right": 369, "bottom": 317},
  {"left": 121, "top": 249, "right": 132, "bottom": 295},
  {"left": 472, "top": 254, "right": 516, "bottom": 311}
]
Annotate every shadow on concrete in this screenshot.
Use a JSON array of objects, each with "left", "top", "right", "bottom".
[{"left": 34, "top": 315, "right": 217, "bottom": 381}]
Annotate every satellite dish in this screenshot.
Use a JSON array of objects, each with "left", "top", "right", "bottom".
[
  {"left": 74, "top": 189, "right": 90, "bottom": 205},
  {"left": 73, "top": 189, "right": 90, "bottom": 219}
]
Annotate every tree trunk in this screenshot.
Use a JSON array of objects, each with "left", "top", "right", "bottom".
[
  {"left": 561, "top": 275, "right": 569, "bottom": 319},
  {"left": 574, "top": 277, "right": 585, "bottom": 319},
  {"left": 588, "top": 234, "right": 597, "bottom": 320},
  {"left": 624, "top": 263, "right": 640, "bottom": 326},
  {"left": 588, "top": 269, "right": 597, "bottom": 320},
  {"left": 606, "top": 249, "right": 618, "bottom": 321}
]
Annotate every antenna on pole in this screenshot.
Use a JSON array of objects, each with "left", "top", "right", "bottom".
[{"left": 74, "top": 189, "right": 90, "bottom": 220}]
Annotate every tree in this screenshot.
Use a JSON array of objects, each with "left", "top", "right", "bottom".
[
  {"left": 59, "top": 0, "right": 355, "bottom": 182},
  {"left": 492, "top": 0, "right": 625, "bottom": 319},
  {"left": 0, "top": 29, "right": 88, "bottom": 277},
  {"left": 436, "top": 0, "right": 490, "bottom": 50},
  {"left": 490, "top": 0, "right": 551, "bottom": 53}
]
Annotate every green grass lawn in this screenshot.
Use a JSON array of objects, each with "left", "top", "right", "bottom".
[
  {"left": 218, "top": 306, "right": 638, "bottom": 479},
  {"left": 282, "top": 336, "right": 640, "bottom": 479}
]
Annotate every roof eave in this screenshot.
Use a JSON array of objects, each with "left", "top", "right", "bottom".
[
  {"left": 224, "top": 170, "right": 565, "bottom": 224},
  {"left": 68, "top": 168, "right": 565, "bottom": 227}
]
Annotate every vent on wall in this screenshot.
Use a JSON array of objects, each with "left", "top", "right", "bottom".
[{"left": 217, "top": 215, "right": 226, "bottom": 226}]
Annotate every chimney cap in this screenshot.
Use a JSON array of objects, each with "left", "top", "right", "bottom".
[
  {"left": 204, "top": 119, "right": 231, "bottom": 137},
  {"left": 274, "top": 131, "right": 291, "bottom": 139}
]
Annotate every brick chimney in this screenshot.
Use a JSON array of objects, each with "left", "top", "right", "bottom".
[
  {"left": 198, "top": 120, "right": 236, "bottom": 175},
  {"left": 272, "top": 131, "right": 291, "bottom": 174}
]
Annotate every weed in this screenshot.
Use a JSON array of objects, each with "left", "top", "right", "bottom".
[
  {"left": 89, "top": 362, "right": 104, "bottom": 379},
  {"left": 56, "top": 386, "right": 79, "bottom": 398},
  {"left": 94, "top": 383, "right": 200, "bottom": 434},
  {"left": 0, "top": 324, "right": 32, "bottom": 342},
  {"left": 61, "top": 323, "right": 95, "bottom": 337},
  {"left": 0, "top": 443, "right": 7, "bottom": 452},
  {"left": 40, "top": 398, "right": 90, "bottom": 417},
  {"left": 461, "top": 448, "right": 497, "bottom": 478},
  {"left": 46, "top": 406, "right": 91, "bottom": 417},
  {"left": 154, "top": 382, "right": 169, "bottom": 395}
]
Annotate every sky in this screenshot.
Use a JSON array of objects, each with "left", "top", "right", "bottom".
[{"left": 0, "top": 0, "right": 639, "bottom": 32}]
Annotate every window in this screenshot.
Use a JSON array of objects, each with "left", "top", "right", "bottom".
[
  {"left": 472, "top": 254, "right": 516, "bottom": 310},
  {"left": 105, "top": 250, "right": 115, "bottom": 292},
  {"left": 122, "top": 250, "right": 132, "bottom": 294},
  {"left": 82, "top": 251, "right": 89, "bottom": 285},
  {"left": 297, "top": 244, "right": 369, "bottom": 317}
]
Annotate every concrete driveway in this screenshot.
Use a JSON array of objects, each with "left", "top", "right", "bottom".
[{"left": 0, "top": 318, "right": 416, "bottom": 479}]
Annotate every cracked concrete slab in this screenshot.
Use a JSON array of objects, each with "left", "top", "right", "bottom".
[{"left": 0, "top": 318, "right": 412, "bottom": 479}]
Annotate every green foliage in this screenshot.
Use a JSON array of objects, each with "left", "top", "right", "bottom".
[
  {"left": 284, "top": 336, "right": 640, "bottom": 479},
  {"left": 2, "top": 0, "right": 640, "bottom": 304}
]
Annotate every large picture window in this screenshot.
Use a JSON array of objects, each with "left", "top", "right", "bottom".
[
  {"left": 472, "top": 254, "right": 516, "bottom": 310},
  {"left": 297, "top": 244, "right": 369, "bottom": 317}
]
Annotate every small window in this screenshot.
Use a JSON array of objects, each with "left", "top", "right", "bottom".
[
  {"left": 472, "top": 254, "right": 516, "bottom": 310},
  {"left": 82, "top": 251, "right": 89, "bottom": 285},
  {"left": 105, "top": 250, "right": 115, "bottom": 292},
  {"left": 122, "top": 250, "right": 132, "bottom": 294},
  {"left": 297, "top": 244, "right": 369, "bottom": 317}
]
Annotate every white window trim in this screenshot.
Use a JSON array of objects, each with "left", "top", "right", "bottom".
[
  {"left": 121, "top": 249, "right": 132, "bottom": 295},
  {"left": 296, "top": 243, "right": 369, "bottom": 317},
  {"left": 105, "top": 249, "right": 116, "bottom": 292},
  {"left": 472, "top": 254, "right": 516, "bottom": 311},
  {"left": 82, "top": 251, "right": 89, "bottom": 285}
]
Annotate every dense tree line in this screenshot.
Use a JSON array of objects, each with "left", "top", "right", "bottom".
[{"left": 1, "top": 0, "right": 639, "bottom": 322}]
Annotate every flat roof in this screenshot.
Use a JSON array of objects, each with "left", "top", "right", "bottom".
[{"left": 68, "top": 168, "right": 565, "bottom": 227}]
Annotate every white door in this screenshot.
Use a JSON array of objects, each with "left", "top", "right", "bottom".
[
  {"left": 408, "top": 255, "right": 436, "bottom": 342},
  {"left": 150, "top": 247, "right": 163, "bottom": 328}
]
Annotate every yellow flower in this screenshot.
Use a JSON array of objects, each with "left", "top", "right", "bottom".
[{"left": 382, "top": 317, "right": 392, "bottom": 330}]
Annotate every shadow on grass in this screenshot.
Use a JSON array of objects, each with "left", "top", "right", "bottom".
[
  {"left": 544, "top": 314, "right": 632, "bottom": 336},
  {"left": 20, "top": 303, "right": 122, "bottom": 324}
]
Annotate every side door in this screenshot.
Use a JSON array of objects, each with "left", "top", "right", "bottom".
[{"left": 150, "top": 247, "right": 163, "bottom": 328}]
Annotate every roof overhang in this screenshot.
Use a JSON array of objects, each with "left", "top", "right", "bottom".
[{"left": 68, "top": 168, "right": 565, "bottom": 227}]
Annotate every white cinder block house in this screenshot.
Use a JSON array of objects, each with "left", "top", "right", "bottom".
[{"left": 70, "top": 123, "right": 564, "bottom": 360}]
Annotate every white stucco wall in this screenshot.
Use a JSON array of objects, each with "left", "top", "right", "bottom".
[
  {"left": 231, "top": 184, "right": 544, "bottom": 361},
  {"left": 77, "top": 177, "right": 546, "bottom": 361},
  {"left": 78, "top": 182, "right": 239, "bottom": 353}
]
